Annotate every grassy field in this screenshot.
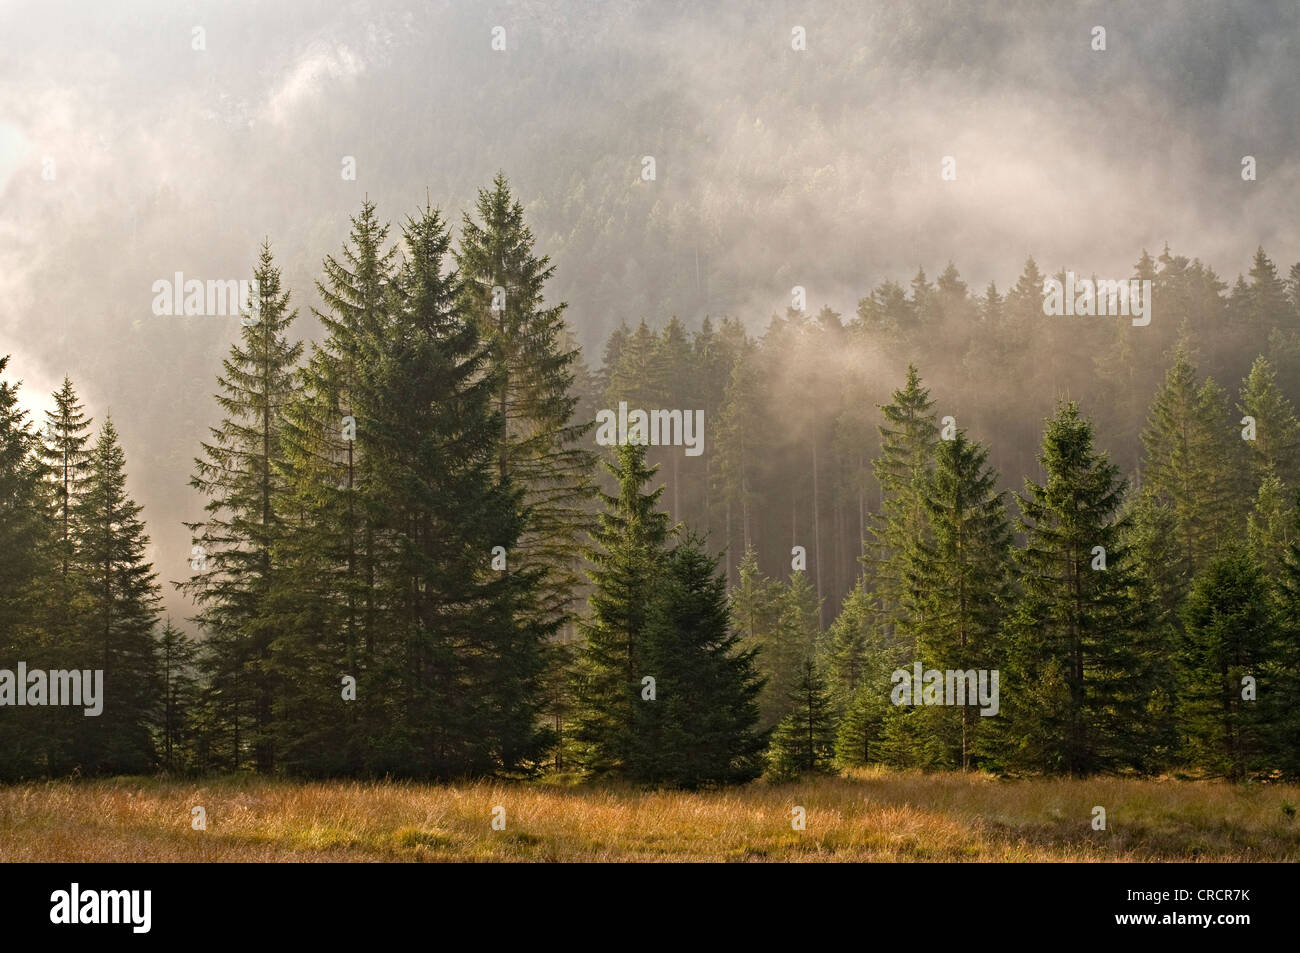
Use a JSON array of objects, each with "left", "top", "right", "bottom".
[{"left": 3, "top": 768, "right": 1298, "bottom": 862}]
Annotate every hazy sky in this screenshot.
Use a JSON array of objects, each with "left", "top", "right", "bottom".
[{"left": 2, "top": 0, "right": 1297, "bottom": 619}]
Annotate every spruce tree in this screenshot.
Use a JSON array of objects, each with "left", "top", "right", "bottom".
[
  {"left": 1180, "top": 547, "right": 1275, "bottom": 779},
  {"left": 829, "top": 583, "right": 895, "bottom": 767},
  {"left": 181, "top": 243, "right": 302, "bottom": 773},
  {"left": 864, "top": 364, "right": 938, "bottom": 649},
  {"left": 1272, "top": 492, "right": 1300, "bottom": 778},
  {"left": 354, "top": 205, "right": 541, "bottom": 776},
  {"left": 1238, "top": 356, "right": 1300, "bottom": 489},
  {"left": 902, "top": 430, "right": 1012, "bottom": 769},
  {"left": 766, "top": 657, "right": 836, "bottom": 781},
  {"left": 156, "top": 618, "right": 199, "bottom": 773},
  {"left": 1141, "top": 345, "right": 1247, "bottom": 588},
  {"left": 74, "top": 417, "right": 161, "bottom": 773},
  {"left": 1247, "top": 474, "right": 1295, "bottom": 576},
  {"left": 572, "top": 442, "right": 671, "bottom": 776},
  {"left": 456, "top": 173, "right": 596, "bottom": 643},
  {"left": 715, "top": 342, "right": 766, "bottom": 564},
  {"left": 36, "top": 377, "right": 93, "bottom": 773},
  {"left": 630, "top": 534, "right": 764, "bottom": 787},
  {"left": 745, "top": 570, "right": 822, "bottom": 732},
  {"left": 999, "top": 403, "right": 1159, "bottom": 776},
  {"left": 40, "top": 377, "right": 93, "bottom": 584},
  {"left": 1247, "top": 247, "right": 1291, "bottom": 329},
  {"left": 273, "top": 201, "right": 396, "bottom": 773},
  {"left": 0, "top": 357, "right": 54, "bottom": 778}
]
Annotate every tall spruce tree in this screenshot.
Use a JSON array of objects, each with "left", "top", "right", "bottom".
[
  {"left": 864, "top": 365, "right": 938, "bottom": 650},
  {"left": 0, "top": 357, "right": 55, "bottom": 778},
  {"left": 74, "top": 417, "right": 161, "bottom": 773},
  {"left": 1238, "top": 356, "right": 1300, "bottom": 489},
  {"left": 456, "top": 173, "right": 596, "bottom": 642},
  {"left": 1180, "top": 547, "right": 1276, "bottom": 779},
  {"left": 630, "top": 534, "right": 764, "bottom": 787},
  {"left": 1141, "top": 345, "right": 1247, "bottom": 589},
  {"left": 354, "top": 205, "right": 542, "bottom": 776},
  {"left": 35, "top": 377, "right": 93, "bottom": 773},
  {"left": 999, "top": 403, "right": 1160, "bottom": 776},
  {"left": 273, "top": 201, "right": 396, "bottom": 773},
  {"left": 181, "top": 243, "right": 302, "bottom": 772},
  {"left": 572, "top": 442, "right": 671, "bottom": 776},
  {"left": 40, "top": 377, "right": 93, "bottom": 584},
  {"left": 901, "top": 430, "right": 1012, "bottom": 769}
]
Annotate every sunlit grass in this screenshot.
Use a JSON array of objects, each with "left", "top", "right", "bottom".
[{"left": 2, "top": 767, "right": 1297, "bottom": 861}]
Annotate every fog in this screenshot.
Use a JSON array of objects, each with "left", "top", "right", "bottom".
[{"left": 2, "top": 0, "right": 1297, "bottom": 622}]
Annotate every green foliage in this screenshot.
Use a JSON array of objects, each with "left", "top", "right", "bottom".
[
  {"left": 900, "top": 431, "right": 1011, "bottom": 769},
  {"left": 73, "top": 418, "right": 161, "bottom": 773},
  {"left": 0, "top": 357, "right": 55, "bottom": 779},
  {"left": 997, "top": 403, "right": 1164, "bottom": 776},
  {"left": 630, "top": 534, "right": 765, "bottom": 787},
  {"left": 572, "top": 443, "right": 672, "bottom": 776},
  {"left": 765, "top": 657, "right": 836, "bottom": 781},
  {"left": 1180, "top": 547, "right": 1277, "bottom": 779}
]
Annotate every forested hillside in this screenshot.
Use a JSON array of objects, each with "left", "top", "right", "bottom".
[{"left": 4, "top": 177, "right": 1300, "bottom": 782}]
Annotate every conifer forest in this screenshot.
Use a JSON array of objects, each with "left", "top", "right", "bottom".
[{"left": 3, "top": 1, "right": 1300, "bottom": 890}]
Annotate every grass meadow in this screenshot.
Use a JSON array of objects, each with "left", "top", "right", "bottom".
[{"left": 3, "top": 768, "right": 1299, "bottom": 862}]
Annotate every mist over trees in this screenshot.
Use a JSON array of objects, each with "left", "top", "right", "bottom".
[{"left": 3, "top": 172, "right": 1300, "bottom": 781}]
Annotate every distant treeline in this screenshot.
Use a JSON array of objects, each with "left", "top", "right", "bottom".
[{"left": 3, "top": 177, "right": 1300, "bottom": 783}]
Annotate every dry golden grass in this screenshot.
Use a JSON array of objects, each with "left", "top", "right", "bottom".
[{"left": 2, "top": 768, "right": 1297, "bottom": 862}]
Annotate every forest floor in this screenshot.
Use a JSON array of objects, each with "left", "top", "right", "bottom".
[{"left": 3, "top": 768, "right": 1298, "bottom": 862}]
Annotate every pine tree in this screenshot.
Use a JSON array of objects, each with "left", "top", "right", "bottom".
[
  {"left": 1180, "top": 547, "right": 1275, "bottom": 779},
  {"left": 35, "top": 377, "right": 94, "bottom": 773},
  {"left": 40, "top": 377, "right": 93, "bottom": 584},
  {"left": 74, "top": 417, "right": 161, "bottom": 773},
  {"left": 766, "top": 657, "right": 836, "bottom": 781},
  {"left": 1272, "top": 491, "right": 1300, "bottom": 778},
  {"left": 156, "top": 618, "right": 199, "bottom": 773},
  {"left": 902, "top": 430, "right": 1012, "bottom": 769},
  {"left": 181, "top": 243, "right": 302, "bottom": 773},
  {"left": 864, "top": 365, "right": 938, "bottom": 649},
  {"left": 999, "top": 403, "right": 1159, "bottom": 776},
  {"left": 1141, "top": 344, "right": 1246, "bottom": 589},
  {"left": 273, "top": 202, "right": 396, "bottom": 774},
  {"left": 0, "top": 357, "right": 55, "bottom": 779},
  {"left": 572, "top": 443, "right": 671, "bottom": 776},
  {"left": 630, "top": 534, "right": 764, "bottom": 787},
  {"left": 354, "top": 204, "right": 541, "bottom": 777},
  {"left": 457, "top": 173, "right": 596, "bottom": 645},
  {"left": 1238, "top": 356, "right": 1300, "bottom": 489}
]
